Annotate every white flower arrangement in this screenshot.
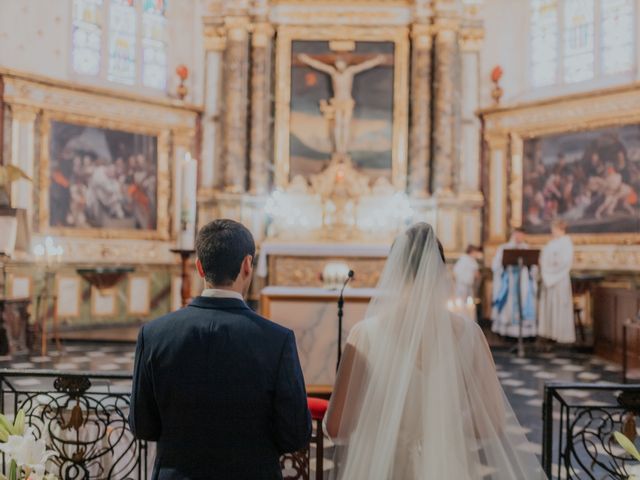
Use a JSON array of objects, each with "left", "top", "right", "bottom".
[
  {"left": 0, "top": 410, "right": 57, "bottom": 480},
  {"left": 614, "top": 431, "right": 640, "bottom": 480}
]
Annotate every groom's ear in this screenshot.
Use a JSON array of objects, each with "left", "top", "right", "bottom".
[{"left": 195, "top": 258, "right": 205, "bottom": 279}]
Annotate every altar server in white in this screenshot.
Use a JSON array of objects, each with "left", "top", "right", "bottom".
[
  {"left": 491, "top": 228, "right": 537, "bottom": 338},
  {"left": 538, "top": 219, "right": 575, "bottom": 343},
  {"left": 453, "top": 245, "right": 483, "bottom": 300}
]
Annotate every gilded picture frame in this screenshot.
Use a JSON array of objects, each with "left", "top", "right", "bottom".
[
  {"left": 482, "top": 85, "right": 640, "bottom": 247},
  {"left": 38, "top": 110, "right": 171, "bottom": 240},
  {"left": 274, "top": 25, "right": 409, "bottom": 190}
]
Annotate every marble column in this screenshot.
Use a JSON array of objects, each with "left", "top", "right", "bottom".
[
  {"left": 459, "top": 26, "right": 483, "bottom": 194},
  {"left": 222, "top": 17, "right": 250, "bottom": 193},
  {"left": 408, "top": 24, "right": 433, "bottom": 197},
  {"left": 9, "top": 105, "right": 38, "bottom": 214},
  {"left": 249, "top": 22, "right": 274, "bottom": 196},
  {"left": 201, "top": 23, "right": 225, "bottom": 190},
  {"left": 432, "top": 19, "right": 461, "bottom": 195}
]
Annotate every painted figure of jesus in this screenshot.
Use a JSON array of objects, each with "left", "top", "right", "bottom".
[{"left": 298, "top": 53, "right": 385, "bottom": 156}]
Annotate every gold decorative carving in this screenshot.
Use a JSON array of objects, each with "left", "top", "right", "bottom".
[
  {"left": 274, "top": 25, "right": 409, "bottom": 191},
  {"left": 269, "top": 256, "right": 386, "bottom": 288},
  {"left": 38, "top": 111, "right": 171, "bottom": 240},
  {"left": 9, "top": 104, "right": 39, "bottom": 122}
]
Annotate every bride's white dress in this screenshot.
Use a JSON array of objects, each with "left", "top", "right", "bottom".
[{"left": 325, "top": 223, "right": 546, "bottom": 480}]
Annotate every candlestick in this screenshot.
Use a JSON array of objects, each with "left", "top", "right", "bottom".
[{"left": 178, "top": 153, "right": 198, "bottom": 250}]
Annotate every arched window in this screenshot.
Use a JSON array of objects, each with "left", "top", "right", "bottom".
[
  {"left": 71, "top": 0, "right": 168, "bottom": 91},
  {"left": 529, "top": 0, "right": 634, "bottom": 88}
]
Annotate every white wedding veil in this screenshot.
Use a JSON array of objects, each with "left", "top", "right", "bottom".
[{"left": 326, "top": 223, "right": 545, "bottom": 479}]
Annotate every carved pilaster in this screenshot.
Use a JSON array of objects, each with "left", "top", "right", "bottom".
[
  {"left": 485, "top": 133, "right": 509, "bottom": 243},
  {"left": 222, "top": 17, "right": 250, "bottom": 193},
  {"left": 432, "top": 17, "right": 461, "bottom": 195},
  {"left": 249, "top": 22, "right": 274, "bottom": 195},
  {"left": 202, "top": 21, "right": 225, "bottom": 189},
  {"left": 408, "top": 24, "right": 433, "bottom": 197},
  {"left": 8, "top": 104, "right": 38, "bottom": 213}
]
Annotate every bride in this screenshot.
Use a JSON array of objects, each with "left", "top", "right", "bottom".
[{"left": 325, "top": 223, "right": 546, "bottom": 479}]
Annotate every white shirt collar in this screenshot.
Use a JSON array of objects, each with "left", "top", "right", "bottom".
[{"left": 201, "top": 288, "right": 245, "bottom": 302}]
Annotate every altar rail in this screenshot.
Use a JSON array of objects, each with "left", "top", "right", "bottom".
[
  {"left": 0, "top": 369, "right": 147, "bottom": 479},
  {"left": 542, "top": 382, "right": 640, "bottom": 479},
  {"left": 0, "top": 369, "right": 321, "bottom": 480}
]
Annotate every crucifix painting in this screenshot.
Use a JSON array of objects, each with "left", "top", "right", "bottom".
[{"left": 289, "top": 40, "right": 395, "bottom": 181}]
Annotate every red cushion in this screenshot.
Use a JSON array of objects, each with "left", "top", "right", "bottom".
[{"left": 307, "top": 397, "right": 329, "bottom": 420}]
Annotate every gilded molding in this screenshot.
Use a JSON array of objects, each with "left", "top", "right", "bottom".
[
  {"left": 38, "top": 111, "right": 172, "bottom": 241},
  {"left": 273, "top": 25, "right": 410, "bottom": 191},
  {"left": 8, "top": 104, "right": 39, "bottom": 122},
  {"left": 481, "top": 85, "right": 640, "bottom": 247}
]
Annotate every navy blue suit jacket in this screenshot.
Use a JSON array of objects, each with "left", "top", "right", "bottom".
[{"left": 129, "top": 296, "right": 312, "bottom": 480}]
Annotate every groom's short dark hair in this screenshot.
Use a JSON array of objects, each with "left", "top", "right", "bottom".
[{"left": 195, "top": 219, "right": 256, "bottom": 286}]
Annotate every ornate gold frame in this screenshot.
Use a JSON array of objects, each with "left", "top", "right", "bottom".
[
  {"left": 39, "top": 110, "right": 171, "bottom": 240},
  {"left": 274, "top": 25, "right": 409, "bottom": 190},
  {"left": 481, "top": 85, "right": 640, "bottom": 247}
]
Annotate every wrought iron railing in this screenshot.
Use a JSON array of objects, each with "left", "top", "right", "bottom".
[
  {"left": 0, "top": 369, "right": 147, "bottom": 479},
  {"left": 543, "top": 382, "right": 640, "bottom": 480},
  {"left": 0, "top": 369, "right": 323, "bottom": 480}
]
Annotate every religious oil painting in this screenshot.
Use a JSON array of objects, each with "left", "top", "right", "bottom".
[
  {"left": 289, "top": 40, "right": 394, "bottom": 181},
  {"left": 275, "top": 27, "right": 409, "bottom": 190},
  {"left": 522, "top": 124, "right": 640, "bottom": 234},
  {"left": 47, "top": 119, "right": 159, "bottom": 232}
]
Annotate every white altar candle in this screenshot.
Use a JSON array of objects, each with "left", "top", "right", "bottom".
[{"left": 178, "top": 153, "right": 198, "bottom": 250}]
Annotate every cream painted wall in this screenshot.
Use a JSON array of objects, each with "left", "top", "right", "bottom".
[{"left": 0, "top": 0, "right": 204, "bottom": 104}]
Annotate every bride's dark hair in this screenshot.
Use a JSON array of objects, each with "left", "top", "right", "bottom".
[{"left": 403, "top": 223, "right": 446, "bottom": 279}]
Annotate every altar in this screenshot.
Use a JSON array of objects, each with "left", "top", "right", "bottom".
[{"left": 260, "top": 286, "right": 375, "bottom": 386}]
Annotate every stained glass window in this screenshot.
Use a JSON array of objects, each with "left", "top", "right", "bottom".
[
  {"left": 563, "top": 0, "right": 595, "bottom": 83},
  {"left": 142, "top": 0, "right": 168, "bottom": 90},
  {"left": 530, "top": 0, "right": 634, "bottom": 89},
  {"left": 601, "top": 0, "right": 634, "bottom": 75},
  {"left": 108, "top": 0, "right": 137, "bottom": 85},
  {"left": 72, "top": 0, "right": 103, "bottom": 76},
  {"left": 530, "top": 0, "right": 558, "bottom": 88},
  {"left": 71, "top": 0, "right": 168, "bottom": 89}
]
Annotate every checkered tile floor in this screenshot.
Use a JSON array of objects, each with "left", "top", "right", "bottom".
[{"left": 0, "top": 341, "right": 627, "bottom": 474}]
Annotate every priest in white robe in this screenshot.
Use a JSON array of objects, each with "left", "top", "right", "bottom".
[
  {"left": 491, "top": 228, "right": 537, "bottom": 338},
  {"left": 538, "top": 219, "right": 575, "bottom": 343}
]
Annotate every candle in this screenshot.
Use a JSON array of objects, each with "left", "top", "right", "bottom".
[{"left": 178, "top": 153, "right": 198, "bottom": 250}]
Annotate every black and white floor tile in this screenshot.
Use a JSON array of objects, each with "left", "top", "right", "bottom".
[{"left": 0, "top": 341, "right": 630, "bottom": 477}]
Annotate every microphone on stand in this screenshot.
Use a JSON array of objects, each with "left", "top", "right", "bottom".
[{"left": 337, "top": 270, "right": 354, "bottom": 371}]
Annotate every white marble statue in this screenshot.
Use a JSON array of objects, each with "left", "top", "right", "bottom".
[
  {"left": 491, "top": 229, "right": 538, "bottom": 338},
  {"left": 538, "top": 220, "right": 575, "bottom": 343},
  {"left": 298, "top": 53, "right": 385, "bottom": 155}
]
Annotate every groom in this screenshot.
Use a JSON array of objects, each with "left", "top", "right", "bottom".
[{"left": 129, "top": 219, "right": 311, "bottom": 479}]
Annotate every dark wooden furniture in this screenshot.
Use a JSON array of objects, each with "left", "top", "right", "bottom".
[
  {"left": 594, "top": 283, "right": 640, "bottom": 367},
  {"left": 0, "top": 297, "right": 31, "bottom": 354}
]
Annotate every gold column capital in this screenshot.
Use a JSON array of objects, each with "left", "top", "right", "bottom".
[
  {"left": 225, "top": 15, "right": 251, "bottom": 41},
  {"left": 204, "top": 24, "right": 226, "bottom": 51},
  {"left": 460, "top": 26, "right": 484, "bottom": 51},
  {"left": 9, "top": 104, "right": 39, "bottom": 122},
  {"left": 173, "top": 128, "right": 195, "bottom": 149},
  {"left": 410, "top": 23, "right": 434, "bottom": 49},
  {"left": 251, "top": 22, "right": 275, "bottom": 48},
  {"left": 485, "top": 132, "right": 509, "bottom": 150},
  {"left": 432, "top": 15, "right": 461, "bottom": 34}
]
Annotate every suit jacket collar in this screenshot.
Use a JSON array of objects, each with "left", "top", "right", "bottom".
[{"left": 189, "top": 296, "right": 250, "bottom": 311}]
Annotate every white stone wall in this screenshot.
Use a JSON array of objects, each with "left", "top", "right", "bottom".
[{"left": 0, "top": 0, "right": 204, "bottom": 104}]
